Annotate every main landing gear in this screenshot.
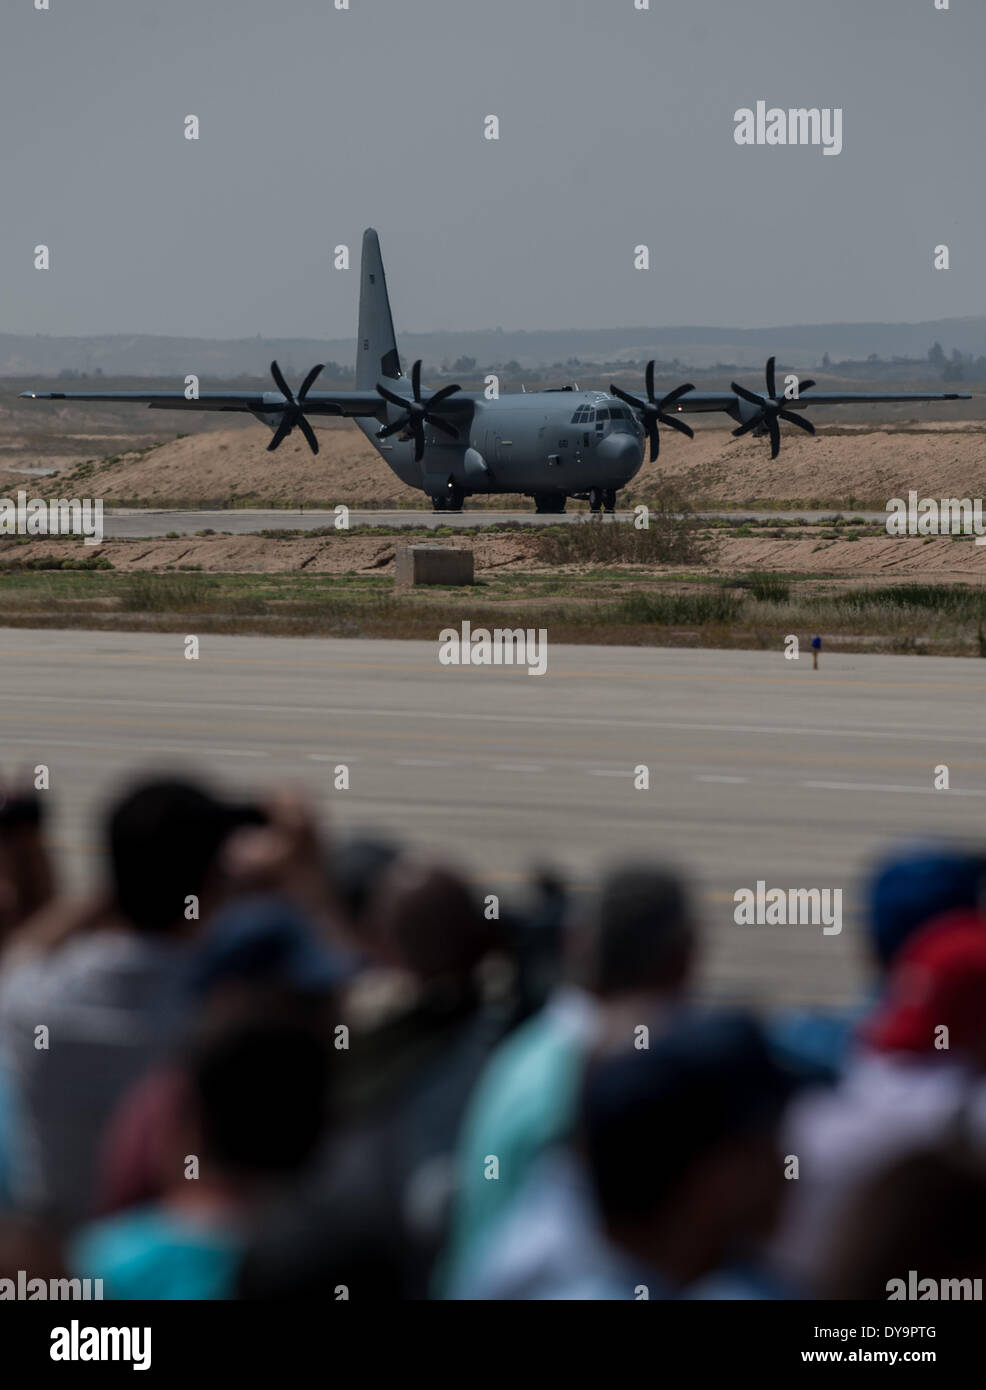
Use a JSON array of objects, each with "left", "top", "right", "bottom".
[{"left": 532, "top": 493, "right": 567, "bottom": 515}]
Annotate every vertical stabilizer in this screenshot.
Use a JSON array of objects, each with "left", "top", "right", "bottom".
[{"left": 356, "top": 228, "right": 401, "bottom": 389}]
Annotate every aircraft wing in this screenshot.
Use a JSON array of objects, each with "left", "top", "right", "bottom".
[
  {"left": 19, "top": 388, "right": 387, "bottom": 418},
  {"left": 674, "top": 389, "right": 972, "bottom": 415}
]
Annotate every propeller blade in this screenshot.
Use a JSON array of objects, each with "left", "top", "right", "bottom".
[
  {"left": 645, "top": 360, "right": 655, "bottom": 402},
  {"left": 427, "top": 383, "right": 462, "bottom": 408},
  {"left": 731, "top": 382, "right": 764, "bottom": 407},
  {"left": 732, "top": 417, "right": 761, "bottom": 439},
  {"left": 270, "top": 360, "right": 294, "bottom": 403},
  {"left": 658, "top": 383, "right": 696, "bottom": 411},
  {"left": 411, "top": 359, "right": 422, "bottom": 400},
  {"left": 797, "top": 379, "right": 816, "bottom": 395},
  {"left": 647, "top": 424, "right": 660, "bottom": 462},
  {"left": 297, "top": 416, "right": 319, "bottom": 455},
  {"left": 412, "top": 424, "right": 426, "bottom": 463},
  {"left": 267, "top": 416, "right": 294, "bottom": 452},
  {"left": 658, "top": 414, "right": 694, "bottom": 439},
  {"left": 767, "top": 414, "right": 781, "bottom": 460},
  {"left": 376, "top": 383, "right": 408, "bottom": 409},
  {"left": 779, "top": 410, "right": 815, "bottom": 435},
  {"left": 298, "top": 363, "right": 325, "bottom": 400},
  {"left": 427, "top": 416, "right": 459, "bottom": 440},
  {"left": 728, "top": 380, "right": 767, "bottom": 405},
  {"left": 610, "top": 385, "right": 645, "bottom": 411},
  {"left": 765, "top": 356, "right": 777, "bottom": 399},
  {"left": 377, "top": 417, "right": 408, "bottom": 440}
]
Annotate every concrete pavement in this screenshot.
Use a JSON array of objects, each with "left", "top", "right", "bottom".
[
  {"left": 2, "top": 631, "right": 983, "bottom": 1006},
  {"left": 98, "top": 507, "right": 883, "bottom": 538}
]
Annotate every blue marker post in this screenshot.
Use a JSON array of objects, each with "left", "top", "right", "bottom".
[{"left": 811, "top": 635, "right": 821, "bottom": 670}]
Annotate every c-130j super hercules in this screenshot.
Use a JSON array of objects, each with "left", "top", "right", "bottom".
[{"left": 23, "top": 230, "right": 971, "bottom": 514}]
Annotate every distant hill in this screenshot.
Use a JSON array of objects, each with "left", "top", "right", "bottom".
[{"left": 3, "top": 317, "right": 986, "bottom": 377}]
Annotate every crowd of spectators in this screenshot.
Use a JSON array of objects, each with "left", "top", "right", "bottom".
[{"left": 1, "top": 773, "right": 984, "bottom": 1301}]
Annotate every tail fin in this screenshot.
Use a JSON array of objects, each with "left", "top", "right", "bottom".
[{"left": 356, "top": 228, "right": 401, "bottom": 389}]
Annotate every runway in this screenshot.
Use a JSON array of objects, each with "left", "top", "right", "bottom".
[
  {"left": 99, "top": 507, "right": 883, "bottom": 538},
  {"left": 1, "top": 630, "right": 983, "bottom": 1006}
]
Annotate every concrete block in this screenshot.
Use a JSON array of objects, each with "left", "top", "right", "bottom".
[{"left": 395, "top": 543, "right": 474, "bottom": 587}]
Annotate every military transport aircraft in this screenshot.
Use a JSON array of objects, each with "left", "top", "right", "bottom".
[{"left": 22, "top": 230, "right": 972, "bottom": 513}]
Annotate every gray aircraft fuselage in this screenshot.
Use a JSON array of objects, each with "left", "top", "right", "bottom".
[{"left": 348, "top": 388, "right": 644, "bottom": 503}]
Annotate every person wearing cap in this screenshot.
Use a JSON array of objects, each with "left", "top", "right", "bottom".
[
  {"left": 768, "top": 840, "right": 986, "bottom": 1082},
  {"left": 770, "top": 910, "right": 986, "bottom": 1294},
  {"left": 451, "top": 1011, "right": 796, "bottom": 1299}
]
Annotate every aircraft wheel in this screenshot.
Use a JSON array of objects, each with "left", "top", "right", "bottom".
[
  {"left": 431, "top": 496, "right": 447, "bottom": 512},
  {"left": 445, "top": 485, "right": 465, "bottom": 512},
  {"left": 602, "top": 488, "right": 617, "bottom": 513},
  {"left": 589, "top": 488, "right": 604, "bottom": 513},
  {"left": 533, "top": 494, "right": 567, "bottom": 515}
]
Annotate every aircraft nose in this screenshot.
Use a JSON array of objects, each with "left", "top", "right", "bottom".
[{"left": 597, "top": 434, "right": 643, "bottom": 472}]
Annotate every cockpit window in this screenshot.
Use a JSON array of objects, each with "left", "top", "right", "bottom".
[{"left": 609, "top": 405, "right": 639, "bottom": 434}]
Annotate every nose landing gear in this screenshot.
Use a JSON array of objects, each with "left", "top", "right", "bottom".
[
  {"left": 431, "top": 483, "right": 465, "bottom": 512},
  {"left": 590, "top": 488, "right": 618, "bottom": 514}
]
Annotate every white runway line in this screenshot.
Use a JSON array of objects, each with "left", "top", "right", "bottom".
[
  {"left": 208, "top": 749, "right": 270, "bottom": 758},
  {"left": 803, "top": 780, "right": 986, "bottom": 797},
  {"left": 695, "top": 774, "right": 750, "bottom": 784},
  {"left": 5, "top": 693, "right": 986, "bottom": 750}
]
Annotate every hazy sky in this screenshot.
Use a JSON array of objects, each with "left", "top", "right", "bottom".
[{"left": 2, "top": 0, "right": 982, "bottom": 339}]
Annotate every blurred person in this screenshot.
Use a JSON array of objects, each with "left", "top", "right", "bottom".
[
  {"left": 0, "top": 780, "right": 55, "bottom": 953},
  {"left": 0, "top": 776, "right": 255, "bottom": 1231},
  {"left": 579, "top": 1012, "right": 794, "bottom": 1299},
  {"left": 823, "top": 1144, "right": 986, "bottom": 1301},
  {"left": 216, "top": 785, "right": 352, "bottom": 954},
  {"left": 94, "top": 893, "right": 353, "bottom": 1218},
  {"left": 771, "top": 911, "right": 986, "bottom": 1293},
  {"left": 769, "top": 842, "right": 986, "bottom": 1081},
  {"left": 496, "top": 868, "right": 569, "bottom": 1027},
  {"left": 0, "top": 1212, "right": 67, "bottom": 1291},
  {"left": 238, "top": 857, "right": 507, "bottom": 1300},
  {"left": 455, "top": 1011, "right": 794, "bottom": 1299},
  {"left": 329, "top": 832, "right": 402, "bottom": 937},
  {"left": 336, "top": 856, "right": 501, "bottom": 1114},
  {"left": 440, "top": 864, "right": 696, "bottom": 1295},
  {"left": 71, "top": 1004, "right": 329, "bottom": 1300}
]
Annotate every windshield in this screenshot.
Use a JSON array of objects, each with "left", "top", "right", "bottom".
[{"left": 608, "top": 405, "right": 639, "bottom": 434}]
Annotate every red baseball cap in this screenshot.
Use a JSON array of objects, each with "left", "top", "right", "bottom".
[{"left": 865, "top": 910, "right": 986, "bottom": 1056}]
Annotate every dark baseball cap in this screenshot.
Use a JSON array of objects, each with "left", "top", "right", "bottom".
[
  {"left": 582, "top": 1010, "right": 798, "bottom": 1221},
  {"left": 188, "top": 894, "right": 356, "bottom": 996}
]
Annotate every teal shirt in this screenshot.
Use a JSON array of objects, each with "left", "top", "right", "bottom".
[
  {"left": 72, "top": 1207, "right": 244, "bottom": 1301},
  {"left": 441, "top": 990, "right": 597, "bottom": 1294}
]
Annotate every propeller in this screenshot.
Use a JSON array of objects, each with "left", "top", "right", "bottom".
[
  {"left": 375, "top": 360, "right": 462, "bottom": 463},
  {"left": 609, "top": 362, "right": 695, "bottom": 462},
  {"left": 266, "top": 360, "right": 325, "bottom": 454},
  {"left": 730, "top": 356, "right": 816, "bottom": 460}
]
